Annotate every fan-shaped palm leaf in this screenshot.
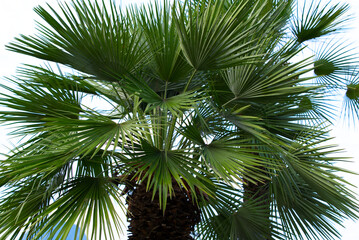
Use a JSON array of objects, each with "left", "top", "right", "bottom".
[{"left": 292, "top": 1, "right": 350, "bottom": 43}]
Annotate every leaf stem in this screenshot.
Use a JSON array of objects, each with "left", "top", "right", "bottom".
[
  {"left": 222, "top": 97, "right": 238, "bottom": 108},
  {"left": 183, "top": 69, "right": 197, "bottom": 93}
]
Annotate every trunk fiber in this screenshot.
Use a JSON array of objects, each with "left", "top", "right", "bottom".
[
  {"left": 243, "top": 166, "right": 271, "bottom": 240},
  {"left": 126, "top": 181, "right": 201, "bottom": 240}
]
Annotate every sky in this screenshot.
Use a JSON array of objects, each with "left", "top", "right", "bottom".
[{"left": 0, "top": 0, "right": 359, "bottom": 239}]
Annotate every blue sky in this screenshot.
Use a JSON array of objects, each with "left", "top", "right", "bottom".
[{"left": 21, "top": 225, "right": 87, "bottom": 240}]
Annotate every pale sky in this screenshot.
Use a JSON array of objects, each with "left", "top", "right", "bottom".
[{"left": 0, "top": 0, "right": 358, "bottom": 239}]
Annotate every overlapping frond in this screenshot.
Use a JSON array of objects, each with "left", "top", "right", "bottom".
[
  {"left": 7, "top": 0, "right": 148, "bottom": 81},
  {"left": 174, "top": 0, "right": 267, "bottom": 71},
  {"left": 222, "top": 45, "right": 314, "bottom": 100},
  {"left": 136, "top": 0, "right": 191, "bottom": 83},
  {"left": 197, "top": 179, "right": 281, "bottom": 240},
  {"left": 272, "top": 128, "right": 358, "bottom": 240},
  {"left": 0, "top": 0, "right": 358, "bottom": 239}
]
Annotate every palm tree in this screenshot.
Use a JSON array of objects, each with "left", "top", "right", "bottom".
[{"left": 0, "top": 0, "right": 358, "bottom": 239}]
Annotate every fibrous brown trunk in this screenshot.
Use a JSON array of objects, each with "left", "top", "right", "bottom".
[
  {"left": 126, "top": 181, "right": 201, "bottom": 240},
  {"left": 243, "top": 166, "right": 271, "bottom": 240}
]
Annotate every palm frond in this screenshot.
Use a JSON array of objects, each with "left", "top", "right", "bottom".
[
  {"left": 313, "top": 41, "right": 358, "bottom": 86},
  {"left": 197, "top": 179, "right": 281, "bottom": 240},
  {"left": 123, "top": 139, "right": 214, "bottom": 208},
  {"left": 200, "top": 137, "right": 277, "bottom": 185},
  {"left": 222, "top": 46, "right": 314, "bottom": 101},
  {"left": 35, "top": 177, "right": 123, "bottom": 240},
  {"left": 296, "top": 91, "right": 338, "bottom": 125},
  {"left": 292, "top": 1, "right": 350, "bottom": 43},
  {"left": 1, "top": 0, "right": 358, "bottom": 239},
  {"left": 341, "top": 70, "right": 359, "bottom": 123},
  {"left": 174, "top": 0, "right": 268, "bottom": 71},
  {"left": 272, "top": 128, "right": 359, "bottom": 240},
  {"left": 0, "top": 76, "right": 82, "bottom": 133},
  {"left": 7, "top": 0, "right": 148, "bottom": 82},
  {"left": 136, "top": 0, "right": 191, "bottom": 84}
]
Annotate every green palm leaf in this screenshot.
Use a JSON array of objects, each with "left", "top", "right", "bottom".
[
  {"left": 341, "top": 71, "right": 359, "bottom": 123},
  {"left": 7, "top": 0, "right": 148, "bottom": 81},
  {"left": 197, "top": 179, "right": 281, "bottom": 240},
  {"left": 313, "top": 41, "right": 358, "bottom": 85},
  {"left": 33, "top": 177, "right": 124, "bottom": 240},
  {"left": 292, "top": 1, "right": 350, "bottom": 43},
  {"left": 174, "top": 0, "right": 265, "bottom": 71},
  {"left": 271, "top": 128, "right": 359, "bottom": 239},
  {"left": 1, "top": 0, "right": 359, "bottom": 239},
  {"left": 137, "top": 0, "right": 191, "bottom": 83}
]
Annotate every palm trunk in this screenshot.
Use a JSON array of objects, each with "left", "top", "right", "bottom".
[
  {"left": 243, "top": 166, "right": 271, "bottom": 240},
  {"left": 126, "top": 181, "right": 201, "bottom": 240}
]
